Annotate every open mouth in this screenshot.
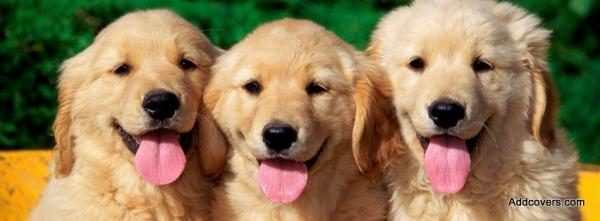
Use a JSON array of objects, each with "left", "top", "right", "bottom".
[
  {"left": 416, "top": 128, "right": 484, "bottom": 195},
  {"left": 256, "top": 139, "right": 328, "bottom": 203},
  {"left": 418, "top": 132, "right": 481, "bottom": 154},
  {"left": 257, "top": 139, "right": 326, "bottom": 170},
  {"left": 115, "top": 123, "right": 193, "bottom": 154},
  {"left": 114, "top": 123, "right": 194, "bottom": 186}
]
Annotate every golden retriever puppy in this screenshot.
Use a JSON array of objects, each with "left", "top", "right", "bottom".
[
  {"left": 359, "top": 0, "right": 580, "bottom": 220},
  {"left": 30, "top": 9, "right": 227, "bottom": 220},
  {"left": 205, "top": 19, "right": 397, "bottom": 221}
]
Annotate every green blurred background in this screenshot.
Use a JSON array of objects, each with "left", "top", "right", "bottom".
[{"left": 0, "top": 0, "right": 598, "bottom": 164}]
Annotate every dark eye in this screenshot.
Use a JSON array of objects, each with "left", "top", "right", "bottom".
[
  {"left": 114, "top": 64, "right": 130, "bottom": 75},
  {"left": 306, "top": 82, "right": 328, "bottom": 95},
  {"left": 472, "top": 58, "right": 492, "bottom": 72},
  {"left": 180, "top": 58, "right": 197, "bottom": 70},
  {"left": 243, "top": 80, "right": 261, "bottom": 95},
  {"left": 408, "top": 57, "right": 425, "bottom": 71}
]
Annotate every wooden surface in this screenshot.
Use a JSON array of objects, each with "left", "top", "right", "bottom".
[
  {"left": 1, "top": 151, "right": 52, "bottom": 221},
  {"left": 0, "top": 150, "right": 598, "bottom": 221},
  {"left": 578, "top": 168, "right": 599, "bottom": 221}
]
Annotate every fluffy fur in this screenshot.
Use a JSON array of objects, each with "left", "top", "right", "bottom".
[
  {"left": 205, "top": 19, "right": 396, "bottom": 221},
  {"left": 30, "top": 10, "right": 227, "bottom": 220},
  {"left": 360, "top": 0, "right": 580, "bottom": 220}
]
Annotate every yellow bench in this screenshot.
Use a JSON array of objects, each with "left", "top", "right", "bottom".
[{"left": 1, "top": 150, "right": 598, "bottom": 220}]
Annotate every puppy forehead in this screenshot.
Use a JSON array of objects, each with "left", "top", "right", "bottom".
[
  {"left": 388, "top": 6, "right": 512, "bottom": 61},
  {"left": 230, "top": 48, "right": 350, "bottom": 81},
  {"left": 232, "top": 63, "right": 343, "bottom": 84},
  {"left": 223, "top": 19, "right": 358, "bottom": 88},
  {"left": 95, "top": 11, "right": 209, "bottom": 56},
  {"left": 91, "top": 34, "right": 174, "bottom": 68},
  {"left": 95, "top": 29, "right": 209, "bottom": 66}
]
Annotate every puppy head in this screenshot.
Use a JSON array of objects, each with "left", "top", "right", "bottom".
[
  {"left": 205, "top": 18, "right": 399, "bottom": 202},
  {"left": 368, "top": 0, "right": 556, "bottom": 193},
  {"left": 53, "top": 9, "right": 225, "bottom": 181}
]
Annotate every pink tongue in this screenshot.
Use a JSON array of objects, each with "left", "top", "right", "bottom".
[
  {"left": 424, "top": 136, "right": 471, "bottom": 194},
  {"left": 134, "top": 129, "right": 186, "bottom": 185},
  {"left": 258, "top": 159, "right": 308, "bottom": 203}
]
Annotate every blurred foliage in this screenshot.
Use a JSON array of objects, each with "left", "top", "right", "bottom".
[{"left": 0, "top": 0, "right": 598, "bottom": 163}]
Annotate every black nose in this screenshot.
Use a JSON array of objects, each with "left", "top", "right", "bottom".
[
  {"left": 428, "top": 100, "right": 465, "bottom": 129},
  {"left": 262, "top": 123, "right": 297, "bottom": 152},
  {"left": 142, "top": 90, "right": 180, "bottom": 120}
]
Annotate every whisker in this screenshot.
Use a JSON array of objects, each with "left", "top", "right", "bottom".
[
  {"left": 476, "top": 123, "right": 499, "bottom": 164},
  {"left": 453, "top": 120, "right": 499, "bottom": 165},
  {"left": 232, "top": 21, "right": 248, "bottom": 40},
  {"left": 194, "top": 113, "right": 211, "bottom": 125},
  {"left": 459, "top": 120, "right": 484, "bottom": 132}
]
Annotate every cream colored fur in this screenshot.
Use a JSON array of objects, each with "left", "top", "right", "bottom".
[
  {"left": 205, "top": 19, "right": 393, "bottom": 221},
  {"left": 363, "top": 0, "right": 580, "bottom": 220},
  {"left": 30, "top": 10, "right": 226, "bottom": 221}
]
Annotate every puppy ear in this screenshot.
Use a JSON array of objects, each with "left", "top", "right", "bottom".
[
  {"left": 195, "top": 104, "right": 228, "bottom": 179},
  {"left": 53, "top": 77, "right": 75, "bottom": 177},
  {"left": 494, "top": 3, "right": 557, "bottom": 146},
  {"left": 527, "top": 46, "right": 558, "bottom": 147},
  {"left": 52, "top": 47, "right": 94, "bottom": 177},
  {"left": 352, "top": 60, "right": 404, "bottom": 177},
  {"left": 196, "top": 63, "right": 228, "bottom": 178}
]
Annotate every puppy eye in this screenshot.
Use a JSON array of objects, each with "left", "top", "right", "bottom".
[
  {"left": 306, "top": 82, "right": 328, "bottom": 95},
  {"left": 408, "top": 57, "right": 425, "bottom": 71},
  {"left": 472, "top": 58, "right": 493, "bottom": 72},
  {"left": 243, "top": 80, "right": 261, "bottom": 95},
  {"left": 114, "top": 64, "right": 130, "bottom": 75},
  {"left": 180, "top": 58, "right": 197, "bottom": 70}
]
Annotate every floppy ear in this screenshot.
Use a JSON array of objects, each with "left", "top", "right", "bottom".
[
  {"left": 494, "top": 3, "right": 557, "bottom": 147},
  {"left": 527, "top": 45, "right": 558, "bottom": 147},
  {"left": 52, "top": 47, "right": 94, "bottom": 177},
  {"left": 195, "top": 103, "right": 228, "bottom": 179},
  {"left": 196, "top": 60, "right": 228, "bottom": 179},
  {"left": 53, "top": 75, "right": 75, "bottom": 177},
  {"left": 352, "top": 60, "right": 404, "bottom": 177}
]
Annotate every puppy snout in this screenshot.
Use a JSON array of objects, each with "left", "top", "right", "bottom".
[
  {"left": 428, "top": 99, "right": 465, "bottom": 129},
  {"left": 142, "top": 90, "right": 180, "bottom": 120},
  {"left": 262, "top": 123, "right": 297, "bottom": 152}
]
